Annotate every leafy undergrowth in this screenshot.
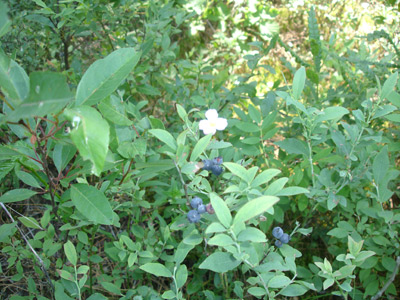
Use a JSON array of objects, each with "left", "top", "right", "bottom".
[{"left": 0, "top": 1, "right": 399, "bottom": 300}]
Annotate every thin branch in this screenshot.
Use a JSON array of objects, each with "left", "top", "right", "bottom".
[
  {"left": 173, "top": 160, "right": 190, "bottom": 204},
  {"left": 0, "top": 202, "right": 55, "bottom": 298},
  {"left": 371, "top": 256, "right": 400, "bottom": 300}
]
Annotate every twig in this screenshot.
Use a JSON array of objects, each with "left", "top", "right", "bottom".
[
  {"left": 173, "top": 160, "right": 190, "bottom": 204},
  {"left": 119, "top": 159, "right": 134, "bottom": 185},
  {"left": 0, "top": 202, "right": 55, "bottom": 298},
  {"left": 371, "top": 256, "right": 400, "bottom": 300}
]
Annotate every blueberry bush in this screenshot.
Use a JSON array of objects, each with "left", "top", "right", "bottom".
[{"left": 0, "top": 0, "right": 399, "bottom": 299}]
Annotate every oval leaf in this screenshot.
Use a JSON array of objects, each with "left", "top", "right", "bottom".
[
  {"left": 234, "top": 196, "right": 279, "bottom": 225},
  {"left": 199, "top": 252, "right": 241, "bottom": 273},
  {"left": 190, "top": 134, "right": 212, "bottom": 161},
  {"left": 293, "top": 66, "right": 306, "bottom": 101},
  {"left": 76, "top": 48, "right": 141, "bottom": 106},
  {"left": 70, "top": 184, "right": 113, "bottom": 225},
  {"left": 210, "top": 193, "right": 232, "bottom": 228},
  {"left": 64, "top": 106, "right": 110, "bottom": 176},
  {"left": 0, "top": 189, "right": 37, "bottom": 204},
  {"left": 149, "top": 129, "right": 177, "bottom": 151},
  {"left": 140, "top": 263, "right": 172, "bottom": 278},
  {"left": 64, "top": 240, "right": 78, "bottom": 266}
]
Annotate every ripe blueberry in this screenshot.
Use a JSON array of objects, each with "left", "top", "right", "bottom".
[
  {"left": 202, "top": 159, "right": 214, "bottom": 171},
  {"left": 275, "top": 240, "right": 283, "bottom": 248},
  {"left": 187, "top": 210, "right": 201, "bottom": 223},
  {"left": 280, "top": 233, "right": 291, "bottom": 244},
  {"left": 272, "top": 227, "right": 284, "bottom": 239},
  {"left": 197, "top": 204, "right": 207, "bottom": 214},
  {"left": 190, "top": 197, "right": 203, "bottom": 209},
  {"left": 212, "top": 157, "right": 223, "bottom": 165},
  {"left": 211, "top": 165, "right": 223, "bottom": 176}
]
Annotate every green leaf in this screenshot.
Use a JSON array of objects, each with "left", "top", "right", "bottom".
[
  {"left": 64, "top": 240, "right": 78, "bottom": 266},
  {"left": 235, "top": 121, "right": 260, "bottom": 133},
  {"left": 348, "top": 236, "right": 363, "bottom": 257},
  {"left": 7, "top": 72, "right": 73, "bottom": 122},
  {"left": 117, "top": 138, "right": 147, "bottom": 159},
  {"left": 280, "top": 284, "right": 308, "bottom": 296},
  {"left": 18, "top": 216, "right": 42, "bottom": 230},
  {"left": 0, "top": 222, "right": 17, "bottom": 242},
  {"left": 323, "top": 278, "right": 334, "bottom": 290},
  {"left": 373, "top": 146, "right": 389, "bottom": 184},
  {"left": 315, "top": 106, "right": 349, "bottom": 123},
  {"left": 75, "top": 48, "right": 141, "bottom": 106},
  {"left": 176, "top": 104, "right": 187, "bottom": 121},
  {"left": 175, "top": 264, "right": 188, "bottom": 289},
  {"left": 52, "top": 144, "right": 77, "bottom": 174},
  {"left": 149, "top": 129, "right": 177, "bottom": 151},
  {"left": 380, "top": 72, "right": 398, "bottom": 101},
  {"left": 208, "top": 234, "right": 234, "bottom": 247},
  {"left": 233, "top": 195, "right": 279, "bottom": 225},
  {"left": 161, "top": 291, "right": 176, "bottom": 299},
  {"left": 205, "top": 222, "right": 227, "bottom": 234},
  {"left": 268, "top": 275, "right": 291, "bottom": 288},
  {"left": 100, "top": 282, "right": 122, "bottom": 295},
  {"left": 275, "top": 138, "right": 309, "bottom": 156},
  {"left": 140, "top": 263, "right": 172, "bottom": 278},
  {"left": 87, "top": 294, "right": 108, "bottom": 300},
  {"left": 98, "top": 95, "right": 132, "bottom": 126},
  {"left": 199, "top": 252, "right": 241, "bottom": 273},
  {"left": 385, "top": 113, "right": 400, "bottom": 123},
  {"left": 0, "top": 189, "right": 37, "bottom": 204},
  {"left": 265, "top": 177, "right": 288, "bottom": 195},
  {"left": 0, "top": 50, "right": 29, "bottom": 106},
  {"left": 210, "top": 193, "right": 232, "bottom": 228},
  {"left": 237, "top": 227, "right": 266, "bottom": 243},
  {"left": 64, "top": 106, "right": 110, "bottom": 176},
  {"left": 247, "top": 287, "right": 266, "bottom": 297},
  {"left": 276, "top": 187, "right": 309, "bottom": 196},
  {"left": 372, "top": 104, "right": 397, "bottom": 120},
  {"left": 137, "top": 84, "right": 161, "bottom": 96},
  {"left": 15, "top": 171, "right": 41, "bottom": 188},
  {"left": 223, "top": 162, "right": 248, "bottom": 183},
  {"left": 70, "top": 184, "right": 113, "bottom": 225},
  {"left": 0, "top": 2, "right": 11, "bottom": 38},
  {"left": 387, "top": 91, "right": 400, "bottom": 108},
  {"left": 293, "top": 67, "right": 306, "bottom": 101},
  {"left": 251, "top": 169, "right": 281, "bottom": 187},
  {"left": 190, "top": 134, "right": 212, "bottom": 161},
  {"left": 248, "top": 104, "right": 261, "bottom": 124}
]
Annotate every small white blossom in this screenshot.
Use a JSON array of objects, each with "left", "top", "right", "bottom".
[{"left": 199, "top": 109, "right": 227, "bottom": 135}]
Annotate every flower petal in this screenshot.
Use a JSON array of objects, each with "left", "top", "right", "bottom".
[
  {"left": 199, "top": 119, "right": 209, "bottom": 130},
  {"left": 205, "top": 109, "right": 218, "bottom": 121},
  {"left": 215, "top": 118, "right": 228, "bottom": 130},
  {"left": 202, "top": 125, "right": 217, "bottom": 135}
]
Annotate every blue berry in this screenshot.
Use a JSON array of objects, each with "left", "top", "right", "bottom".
[
  {"left": 275, "top": 240, "right": 283, "bottom": 248},
  {"left": 187, "top": 210, "right": 201, "bottom": 223},
  {"left": 280, "top": 233, "right": 291, "bottom": 244},
  {"left": 190, "top": 197, "right": 203, "bottom": 209},
  {"left": 197, "top": 204, "right": 207, "bottom": 214},
  {"left": 272, "top": 227, "right": 284, "bottom": 239},
  {"left": 202, "top": 159, "right": 214, "bottom": 171},
  {"left": 211, "top": 165, "right": 223, "bottom": 176},
  {"left": 212, "top": 157, "right": 223, "bottom": 165}
]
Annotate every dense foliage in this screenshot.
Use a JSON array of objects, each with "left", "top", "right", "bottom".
[{"left": 1, "top": 0, "right": 399, "bottom": 299}]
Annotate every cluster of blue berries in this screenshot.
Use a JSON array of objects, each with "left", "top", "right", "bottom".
[
  {"left": 272, "top": 226, "right": 291, "bottom": 248},
  {"left": 202, "top": 157, "right": 223, "bottom": 176},
  {"left": 187, "top": 197, "right": 214, "bottom": 223}
]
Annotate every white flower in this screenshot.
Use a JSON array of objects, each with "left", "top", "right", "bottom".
[{"left": 199, "top": 109, "right": 228, "bottom": 135}]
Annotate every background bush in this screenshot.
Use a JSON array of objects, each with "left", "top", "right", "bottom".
[{"left": 0, "top": 0, "right": 399, "bottom": 299}]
